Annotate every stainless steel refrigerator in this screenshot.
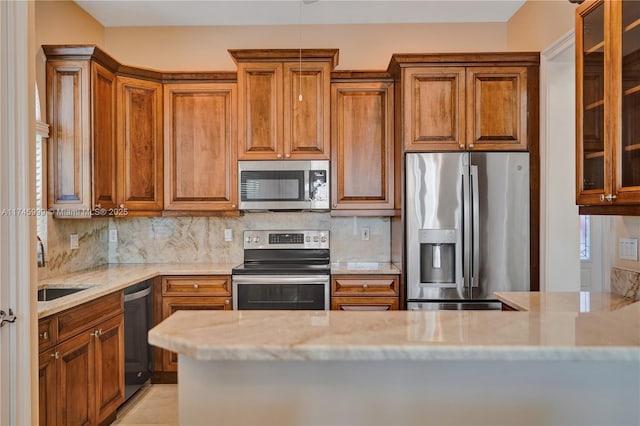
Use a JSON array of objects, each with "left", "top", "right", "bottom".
[{"left": 406, "top": 152, "right": 530, "bottom": 310}]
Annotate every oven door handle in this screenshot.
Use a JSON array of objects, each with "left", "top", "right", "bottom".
[{"left": 232, "top": 275, "right": 329, "bottom": 285}]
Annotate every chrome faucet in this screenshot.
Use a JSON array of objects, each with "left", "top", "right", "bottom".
[{"left": 37, "top": 235, "right": 45, "bottom": 267}]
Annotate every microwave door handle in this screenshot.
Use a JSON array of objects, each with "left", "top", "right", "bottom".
[{"left": 305, "top": 170, "right": 311, "bottom": 201}]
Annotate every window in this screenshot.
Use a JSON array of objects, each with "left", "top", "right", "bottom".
[{"left": 579, "top": 215, "right": 591, "bottom": 261}]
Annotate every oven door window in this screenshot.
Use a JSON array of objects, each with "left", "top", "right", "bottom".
[
  {"left": 237, "top": 284, "right": 325, "bottom": 310},
  {"left": 240, "top": 170, "right": 305, "bottom": 202}
]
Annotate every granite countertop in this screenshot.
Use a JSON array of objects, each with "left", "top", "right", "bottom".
[
  {"left": 37, "top": 263, "right": 236, "bottom": 318},
  {"left": 330, "top": 262, "right": 401, "bottom": 274},
  {"left": 494, "top": 291, "right": 635, "bottom": 312},
  {"left": 38, "top": 262, "right": 401, "bottom": 318},
  {"left": 148, "top": 302, "right": 640, "bottom": 362}
]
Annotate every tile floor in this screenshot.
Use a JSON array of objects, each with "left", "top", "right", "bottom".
[{"left": 112, "top": 384, "right": 178, "bottom": 426}]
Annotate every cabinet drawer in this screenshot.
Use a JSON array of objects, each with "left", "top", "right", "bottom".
[
  {"left": 38, "top": 316, "right": 58, "bottom": 352},
  {"left": 162, "top": 276, "right": 231, "bottom": 296},
  {"left": 331, "top": 275, "right": 399, "bottom": 296},
  {"left": 331, "top": 297, "right": 399, "bottom": 311},
  {"left": 57, "top": 291, "right": 123, "bottom": 342}
]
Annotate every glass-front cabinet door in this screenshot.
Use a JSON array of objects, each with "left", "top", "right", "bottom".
[
  {"left": 577, "top": 0, "right": 607, "bottom": 204},
  {"left": 617, "top": 0, "right": 640, "bottom": 202}
]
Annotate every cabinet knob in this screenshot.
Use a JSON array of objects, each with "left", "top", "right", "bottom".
[
  {"left": 363, "top": 284, "right": 368, "bottom": 289},
  {"left": 332, "top": 204, "right": 337, "bottom": 208},
  {"left": 277, "top": 154, "right": 282, "bottom": 158},
  {"left": 120, "top": 204, "right": 124, "bottom": 209},
  {"left": 51, "top": 351, "right": 59, "bottom": 359},
  {"left": 95, "top": 203, "right": 101, "bottom": 209},
  {"left": 225, "top": 299, "right": 230, "bottom": 305},
  {"left": 285, "top": 154, "right": 290, "bottom": 158},
  {"left": 91, "top": 329, "right": 103, "bottom": 337},
  {"left": 231, "top": 204, "right": 236, "bottom": 208},
  {"left": 469, "top": 144, "right": 474, "bottom": 149},
  {"left": 459, "top": 144, "right": 464, "bottom": 150},
  {"left": 193, "top": 283, "right": 199, "bottom": 289},
  {"left": 40, "top": 331, "right": 49, "bottom": 340}
]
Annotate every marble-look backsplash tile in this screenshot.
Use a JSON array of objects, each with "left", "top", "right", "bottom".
[
  {"left": 38, "top": 216, "right": 109, "bottom": 280},
  {"left": 109, "top": 214, "right": 390, "bottom": 265},
  {"left": 611, "top": 267, "right": 640, "bottom": 301}
]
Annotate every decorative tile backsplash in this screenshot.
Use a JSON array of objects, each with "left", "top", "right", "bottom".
[
  {"left": 610, "top": 267, "right": 640, "bottom": 301},
  {"left": 38, "top": 216, "right": 110, "bottom": 280},
  {"left": 108, "top": 213, "right": 391, "bottom": 265},
  {"left": 39, "top": 213, "right": 391, "bottom": 279}
]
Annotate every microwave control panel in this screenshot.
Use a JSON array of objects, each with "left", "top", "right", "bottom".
[{"left": 309, "top": 170, "right": 328, "bottom": 201}]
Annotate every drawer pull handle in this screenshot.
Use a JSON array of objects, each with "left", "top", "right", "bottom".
[
  {"left": 193, "top": 284, "right": 199, "bottom": 289},
  {"left": 40, "top": 331, "right": 49, "bottom": 340}
]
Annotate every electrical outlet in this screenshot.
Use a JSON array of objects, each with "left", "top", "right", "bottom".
[
  {"left": 70, "top": 234, "right": 79, "bottom": 250},
  {"left": 361, "top": 227, "right": 370, "bottom": 241},
  {"left": 224, "top": 228, "right": 233, "bottom": 242},
  {"left": 109, "top": 229, "right": 118, "bottom": 243}
]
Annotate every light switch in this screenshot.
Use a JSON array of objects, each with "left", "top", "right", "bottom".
[{"left": 619, "top": 238, "right": 638, "bottom": 261}]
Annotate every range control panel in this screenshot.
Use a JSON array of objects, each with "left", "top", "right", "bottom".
[{"left": 243, "top": 230, "right": 329, "bottom": 250}]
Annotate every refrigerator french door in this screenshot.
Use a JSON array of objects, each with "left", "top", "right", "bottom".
[{"left": 406, "top": 152, "right": 529, "bottom": 311}]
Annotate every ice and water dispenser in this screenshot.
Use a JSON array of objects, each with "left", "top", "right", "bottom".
[{"left": 418, "top": 229, "right": 457, "bottom": 285}]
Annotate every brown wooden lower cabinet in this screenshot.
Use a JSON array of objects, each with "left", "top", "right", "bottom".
[
  {"left": 153, "top": 275, "right": 233, "bottom": 379},
  {"left": 330, "top": 274, "right": 400, "bottom": 310},
  {"left": 38, "top": 292, "right": 124, "bottom": 426},
  {"left": 331, "top": 297, "right": 399, "bottom": 311},
  {"left": 160, "top": 296, "right": 232, "bottom": 371},
  {"left": 501, "top": 303, "right": 518, "bottom": 311}
]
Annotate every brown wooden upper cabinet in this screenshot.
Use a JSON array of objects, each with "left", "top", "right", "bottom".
[
  {"left": 229, "top": 49, "right": 338, "bottom": 160},
  {"left": 402, "top": 65, "right": 528, "bottom": 152},
  {"left": 163, "top": 83, "right": 238, "bottom": 211},
  {"left": 576, "top": 0, "right": 640, "bottom": 212},
  {"left": 44, "top": 46, "right": 163, "bottom": 217},
  {"left": 330, "top": 78, "right": 395, "bottom": 215},
  {"left": 388, "top": 53, "right": 538, "bottom": 153}
]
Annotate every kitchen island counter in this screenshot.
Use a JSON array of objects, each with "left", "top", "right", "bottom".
[
  {"left": 494, "top": 290, "right": 635, "bottom": 312},
  {"left": 149, "top": 307, "right": 639, "bottom": 425}
]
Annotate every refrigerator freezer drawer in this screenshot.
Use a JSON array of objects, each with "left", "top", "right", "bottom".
[{"left": 407, "top": 301, "right": 502, "bottom": 311}]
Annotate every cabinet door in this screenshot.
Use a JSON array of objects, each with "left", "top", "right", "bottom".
[
  {"left": 57, "top": 331, "right": 95, "bottom": 426},
  {"left": 331, "top": 82, "right": 394, "bottom": 212},
  {"left": 331, "top": 297, "right": 399, "bottom": 311},
  {"left": 466, "top": 67, "right": 528, "bottom": 151},
  {"left": 94, "top": 314, "right": 125, "bottom": 424},
  {"left": 46, "top": 60, "right": 92, "bottom": 215},
  {"left": 91, "top": 62, "right": 118, "bottom": 211},
  {"left": 283, "top": 62, "right": 330, "bottom": 159},
  {"left": 577, "top": 0, "right": 608, "bottom": 204},
  {"left": 238, "top": 62, "right": 282, "bottom": 159},
  {"left": 164, "top": 83, "right": 238, "bottom": 211},
  {"left": 615, "top": 0, "right": 640, "bottom": 203},
  {"left": 403, "top": 67, "right": 466, "bottom": 151},
  {"left": 38, "top": 351, "right": 57, "bottom": 426},
  {"left": 117, "top": 76, "right": 164, "bottom": 212},
  {"left": 161, "top": 297, "right": 232, "bottom": 371}
]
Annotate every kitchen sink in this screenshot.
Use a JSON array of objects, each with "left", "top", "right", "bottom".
[{"left": 37, "top": 287, "right": 89, "bottom": 301}]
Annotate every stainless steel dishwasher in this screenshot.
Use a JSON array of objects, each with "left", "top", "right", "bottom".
[{"left": 123, "top": 280, "right": 152, "bottom": 401}]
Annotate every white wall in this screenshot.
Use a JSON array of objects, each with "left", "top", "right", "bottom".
[{"left": 540, "top": 35, "right": 581, "bottom": 292}]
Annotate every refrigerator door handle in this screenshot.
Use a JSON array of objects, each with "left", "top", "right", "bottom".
[
  {"left": 461, "top": 168, "right": 471, "bottom": 295},
  {"left": 470, "top": 165, "right": 480, "bottom": 289}
]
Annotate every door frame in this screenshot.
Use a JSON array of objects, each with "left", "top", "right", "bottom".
[{"left": 0, "top": 1, "right": 37, "bottom": 425}]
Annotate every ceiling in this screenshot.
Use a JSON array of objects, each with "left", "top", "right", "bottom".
[{"left": 74, "top": 0, "right": 528, "bottom": 27}]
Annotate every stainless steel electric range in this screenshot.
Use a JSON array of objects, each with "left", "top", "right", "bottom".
[{"left": 231, "top": 230, "right": 330, "bottom": 310}]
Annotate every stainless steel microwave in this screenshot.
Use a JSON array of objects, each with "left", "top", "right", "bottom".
[{"left": 238, "top": 160, "right": 330, "bottom": 211}]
